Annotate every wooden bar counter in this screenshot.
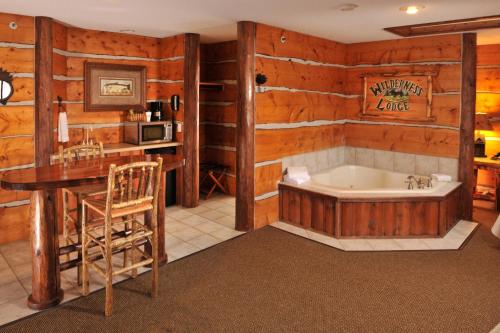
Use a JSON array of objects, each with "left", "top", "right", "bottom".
[{"left": 0, "top": 154, "right": 183, "bottom": 310}]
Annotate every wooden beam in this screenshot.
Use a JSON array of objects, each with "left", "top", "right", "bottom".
[
  {"left": 182, "top": 33, "right": 200, "bottom": 208},
  {"left": 35, "top": 17, "right": 53, "bottom": 167},
  {"left": 458, "top": 33, "right": 477, "bottom": 220},
  {"left": 236, "top": 21, "right": 256, "bottom": 231},
  {"left": 385, "top": 15, "right": 500, "bottom": 37}
]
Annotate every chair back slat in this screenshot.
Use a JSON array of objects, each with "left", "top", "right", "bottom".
[
  {"left": 136, "top": 166, "right": 146, "bottom": 200},
  {"left": 57, "top": 142, "right": 104, "bottom": 164}
]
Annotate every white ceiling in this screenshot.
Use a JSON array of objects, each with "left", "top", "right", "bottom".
[{"left": 1, "top": 0, "right": 500, "bottom": 44}]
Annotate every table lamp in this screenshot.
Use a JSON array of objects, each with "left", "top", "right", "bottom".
[{"left": 475, "top": 113, "right": 493, "bottom": 157}]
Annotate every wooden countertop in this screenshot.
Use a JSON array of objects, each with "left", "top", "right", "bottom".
[
  {"left": 102, "top": 142, "right": 182, "bottom": 154},
  {"left": 474, "top": 157, "right": 500, "bottom": 169}
]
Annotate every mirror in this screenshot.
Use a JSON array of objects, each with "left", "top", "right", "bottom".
[{"left": 0, "top": 68, "right": 14, "bottom": 105}]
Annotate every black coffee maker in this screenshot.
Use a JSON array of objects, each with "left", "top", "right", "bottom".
[{"left": 149, "top": 101, "right": 163, "bottom": 121}]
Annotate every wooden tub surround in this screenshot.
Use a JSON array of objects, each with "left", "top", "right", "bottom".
[{"left": 279, "top": 183, "right": 462, "bottom": 238}]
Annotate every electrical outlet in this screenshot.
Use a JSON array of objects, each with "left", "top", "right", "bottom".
[{"left": 177, "top": 123, "right": 182, "bottom": 132}]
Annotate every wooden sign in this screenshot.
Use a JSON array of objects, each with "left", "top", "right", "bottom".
[{"left": 362, "top": 74, "right": 433, "bottom": 122}]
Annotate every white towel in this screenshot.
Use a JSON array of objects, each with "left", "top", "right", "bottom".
[
  {"left": 58, "top": 112, "right": 69, "bottom": 143},
  {"left": 492, "top": 214, "right": 500, "bottom": 239},
  {"left": 431, "top": 173, "right": 452, "bottom": 182},
  {"left": 284, "top": 174, "right": 311, "bottom": 185},
  {"left": 286, "top": 166, "right": 310, "bottom": 179}
]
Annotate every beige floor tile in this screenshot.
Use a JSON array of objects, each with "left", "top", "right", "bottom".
[
  {"left": 11, "top": 262, "right": 32, "bottom": 281},
  {"left": 194, "top": 221, "right": 226, "bottom": 234},
  {"left": 366, "top": 239, "right": 403, "bottom": 251},
  {"left": 180, "top": 214, "right": 212, "bottom": 227},
  {"left": 165, "top": 234, "right": 184, "bottom": 249},
  {"left": 0, "top": 280, "right": 28, "bottom": 306},
  {"left": 211, "top": 227, "right": 243, "bottom": 241},
  {"left": 0, "top": 267, "right": 18, "bottom": 287},
  {"left": 307, "top": 230, "right": 344, "bottom": 250},
  {"left": 168, "top": 242, "right": 199, "bottom": 259},
  {"left": 165, "top": 220, "right": 189, "bottom": 233},
  {"left": 169, "top": 209, "right": 194, "bottom": 220},
  {"left": 217, "top": 215, "right": 235, "bottom": 228},
  {"left": 0, "top": 297, "right": 38, "bottom": 327},
  {"left": 187, "top": 234, "right": 221, "bottom": 250},
  {"left": 171, "top": 227, "right": 205, "bottom": 242},
  {"left": 185, "top": 205, "right": 212, "bottom": 215},
  {"left": 338, "top": 239, "right": 375, "bottom": 251},
  {"left": 200, "top": 199, "right": 228, "bottom": 209},
  {"left": 195, "top": 209, "right": 227, "bottom": 221},
  {"left": 216, "top": 205, "right": 235, "bottom": 217},
  {"left": 393, "top": 239, "right": 430, "bottom": 250},
  {"left": 0, "top": 241, "right": 31, "bottom": 268}
]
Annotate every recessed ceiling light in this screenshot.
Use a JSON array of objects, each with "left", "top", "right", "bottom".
[
  {"left": 400, "top": 5, "right": 425, "bottom": 15},
  {"left": 334, "top": 3, "right": 359, "bottom": 11}
]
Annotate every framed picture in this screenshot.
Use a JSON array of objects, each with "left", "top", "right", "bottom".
[
  {"left": 84, "top": 62, "right": 146, "bottom": 112},
  {"left": 361, "top": 73, "right": 434, "bottom": 122}
]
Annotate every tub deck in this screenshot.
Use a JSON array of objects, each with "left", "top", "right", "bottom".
[{"left": 279, "top": 181, "right": 462, "bottom": 239}]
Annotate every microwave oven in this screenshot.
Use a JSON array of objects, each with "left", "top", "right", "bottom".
[{"left": 124, "top": 121, "right": 173, "bottom": 145}]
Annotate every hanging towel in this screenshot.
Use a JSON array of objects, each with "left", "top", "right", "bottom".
[
  {"left": 58, "top": 111, "right": 69, "bottom": 143},
  {"left": 431, "top": 173, "right": 452, "bottom": 182},
  {"left": 492, "top": 214, "right": 500, "bottom": 239}
]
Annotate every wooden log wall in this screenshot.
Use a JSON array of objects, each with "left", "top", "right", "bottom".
[
  {"left": 50, "top": 24, "right": 185, "bottom": 149},
  {"left": 252, "top": 23, "right": 466, "bottom": 229},
  {"left": 200, "top": 41, "right": 237, "bottom": 196},
  {"left": 475, "top": 44, "right": 500, "bottom": 188},
  {"left": 0, "top": 12, "right": 35, "bottom": 244},
  {"left": 0, "top": 11, "right": 189, "bottom": 244}
]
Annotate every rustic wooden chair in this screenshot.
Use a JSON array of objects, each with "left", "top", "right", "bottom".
[
  {"left": 56, "top": 143, "right": 106, "bottom": 283},
  {"left": 81, "top": 157, "right": 163, "bottom": 316}
]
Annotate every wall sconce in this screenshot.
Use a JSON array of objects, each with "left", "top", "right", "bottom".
[
  {"left": 255, "top": 73, "right": 267, "bottom": 93},
  {"left": 475, "top": 112, "right": 493, "bottom": 157},
  {"left": 0, "top": 68, "right": 14, "bottom": 105}
]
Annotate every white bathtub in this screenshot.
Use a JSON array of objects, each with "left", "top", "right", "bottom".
[{"left": 284, "top": 165, "right": 461, "bottom": 198}]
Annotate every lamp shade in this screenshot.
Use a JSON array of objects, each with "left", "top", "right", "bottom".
[{"left": 475, "top": 113, "right": 493, "bottom": 130}]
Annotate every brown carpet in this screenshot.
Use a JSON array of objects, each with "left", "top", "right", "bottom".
[{"left": 1, "top": 226, "right": 500, "bottom": 333}]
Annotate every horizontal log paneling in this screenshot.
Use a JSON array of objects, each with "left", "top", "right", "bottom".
[
  {"left": 477, "top": 44, "right": 500, "bottom": 66},
  {"left": 345, "top": 64, "right": 461, "bottom": 95},
  {"left": 0, "top": 137, "right": 34, "bottom": 168},
  {"left": 255, "top": 162, "right": 282, "bottom": 196},
  {"left": 201, "top": 41, "right": 236, "bottom": 62},
  {"left": 0, "top": 205, "right": 30, "bottom": 244},
  {"left": 67, "top": 27, "right": 160, "bottom": 58},
  {"left": 64, "top": 104, "right": 125, "bottom": 124},
  {"left": 66, "top": 57, "right": 160, "bottom": 78},
  {"left": 202, "top": 125, "right": 235, "bottom": 147},
  {"left": 477, "top": 68, "right": 500, "bottom": 91},
  {"left": 256, "top": 90, "right": 346, "bottom": 123},
  {"left": 52, "top": 53, "right": 67, "bottom": 76},
  {"left": 255, "top": 125, "right": 344, "bottom": 162},
  {"left": 160, "top": 35, "right": 185, "bottom": 59},
  {"left": 344, "top": 94, "right": 461, "bottom": 127},
  {"left": 0, "top": 187, "right": 30, "bottom": 204},
  {"left": 256, "top": 57, "right": 345, "bottom": 93},
  {"left": 159, "top": 60, "right": 184, "bottom": 81},
  {"left": 0, "top": 47, "right": 34, "bottom": 73},
  {"left": 51, "top": 21, "right": 67, "bottom": 50},
  {"left": 346, "top": 34, "right": 462, "bottom": 65},
  {"left": 344, "top": 123, "right": 459, "bottom": 158},
  {"left": 255, "top": 195, "right": 279, "bottom": 229},
  {"left": 200, "top": 104, "right": 236, "bottom": 123},
  {"left": 52, "top": 80, "right": 66, "bottom": 99},
  {"left": 201, "top": 148, "right": 236, "bottom": 174},
  {"left": 0, "top": 106, "right": 34, "bottom": 137},
  {"left": 202, "top": 62, "right": 237, "bottom": 82},
  {"left": 256, "top": 23, "right": 346, "bottom": 65},
  {"left": 10, "top": 77, "right": 33, "bottom": 102},
  {"left": 200, "top": 84, "right": 237, "bottom": 102},
  {"left": 0, "top": 13, "right": 34, "bottom": 44},
  {"left": 67, "top": 126, "right": 123, "bottom": 146}
]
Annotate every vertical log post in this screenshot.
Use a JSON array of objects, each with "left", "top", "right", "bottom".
[
  {"left": 459, "top": 33, "right": 477, "bottom": 220},
  {"left": 182, "top": 33, "right": 200, "bottom": 208},
  {"left": 236, "top": 22, "right": 256, "bottom": 231}
]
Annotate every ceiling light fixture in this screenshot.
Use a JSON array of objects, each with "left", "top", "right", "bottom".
[
  {"left": 334, "top": 3, "right": 359, "bottom": 11},
  {"left": 400, "top": 5, "right": 424, "bottom": 15}
]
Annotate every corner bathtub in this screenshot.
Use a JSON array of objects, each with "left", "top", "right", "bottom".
[{"left": 279, "top": 165, "right": 462, "bottom": 238}]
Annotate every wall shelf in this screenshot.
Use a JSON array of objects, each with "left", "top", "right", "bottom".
[{"left": 200, "top": 82, "right": 224, "bottom": 91}]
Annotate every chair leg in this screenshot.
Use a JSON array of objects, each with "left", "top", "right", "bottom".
[
  {"left": 104, "top": 247, "right": 113, "bottom": 317},
  {"left": 151, "top": 217, "right": 159, "bottom": 298},
  {"left": 62, "top": 190, "right": 71, "bottom": 263},
  {"left": 131, "top": 220, "right": 138, "bottom": 278},
  {"left": 123, "top": 217, "right": 129, "bottom": 268},
  {"left": 76, "top": 194, "right": 83, "bottom": 286},
  {"left": 81, "top": 204, "right": 89, "bottom": 296}
]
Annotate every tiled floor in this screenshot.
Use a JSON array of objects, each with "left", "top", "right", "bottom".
[
  {"left": 0, "top": 194, "right": 241, "bottom": 327},
  {"left": 271, "top": 220, "right": 479, "bottom": 251}
]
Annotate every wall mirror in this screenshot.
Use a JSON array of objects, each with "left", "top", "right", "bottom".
[{"left": 0, "top": 68, "right": 14, "bottom": 105}]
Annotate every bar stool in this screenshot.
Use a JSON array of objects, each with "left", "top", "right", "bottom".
[
  {"left": 81, "top": 157, "right": 163, "bottom": 316},
  {"left": 56, "top": 143, "right": 106, "bottom": 282}
]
